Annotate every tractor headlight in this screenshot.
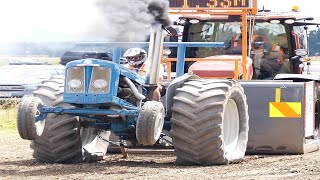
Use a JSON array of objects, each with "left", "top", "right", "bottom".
[
  {"left": 68, "top": 79, "right": 82, "bottom": 88},
  {"left": 93, "top": 79, "right": 108, "bottom": 89},
  {"left": 66, "top": 66, "right": 85, "bottom": 93},
  {"left": 89, "top": 67, "right": 111, "bottom": 93}
]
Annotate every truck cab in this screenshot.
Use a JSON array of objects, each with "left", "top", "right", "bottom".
[{"left": 171, "top": 10, "right": 315, "bottom": 80}]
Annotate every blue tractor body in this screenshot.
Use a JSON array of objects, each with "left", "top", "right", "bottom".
[
  {"left": 39, "top": 48, "right": 147, "bottom": 137},
  {"left": 37, "top": 42, "right": 225, "bottom": 138},
  {"left": 63, "top": 58, "right": 145, "bottom": 104}
]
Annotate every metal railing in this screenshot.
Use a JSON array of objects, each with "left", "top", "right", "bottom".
[
  {"left": 83, "top": 41, "right": 243, "bottom": 80},
  {"left": 165, "top": 57, "right": 240, "bottom": 80}
]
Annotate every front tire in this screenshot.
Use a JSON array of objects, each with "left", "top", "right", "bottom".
[
  {"left": 136, "top": 101, "right": 165, "bottom": 146},
  {"left": 171, "top": 79, "right": 249, "bottom": 165},
  {"left": 17, "top": 97, "right": 45, "bottom": 140}
]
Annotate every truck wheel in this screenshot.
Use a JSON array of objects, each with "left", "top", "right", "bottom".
[
  {"left": 136, "top": 101, "right": 165, "bottom": 145},
  {"left": 30, "top": 79, "right": 109, "bottom": 163},
  {"left": 17, "top": 97, "right": 45, "bottom": 140},
  {"left": 171, "top": 79, "right": 249, "bottom": 165}
]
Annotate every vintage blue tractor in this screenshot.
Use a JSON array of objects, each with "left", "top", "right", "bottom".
[
  {"left": 17, "top": 0, "right": 320, "bottom": 166},
  {"left": 17, "top": 25, "right": 249, "bottom": 165}
]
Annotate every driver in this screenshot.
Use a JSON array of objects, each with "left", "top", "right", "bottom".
[{"left": 123, "top": 48, "right": 165, "bottom": 101}]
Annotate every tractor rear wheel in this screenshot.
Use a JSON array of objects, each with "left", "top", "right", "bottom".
[
  {"left": 30, "top": 79, "right": 109, "bottom": 163},
  {"left": 171, "top": 79, "right": 249, "bottom": 165}
]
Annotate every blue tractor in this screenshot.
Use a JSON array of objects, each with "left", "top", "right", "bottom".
[
  {"left": 17, "top": 0, "right": 320, "bottom": 165},
  {"left": 16, "top": 0, "right": 260, "bottom": 166},
  {"left": 17, "top": 25, "right": 249, "bottom": 165}
]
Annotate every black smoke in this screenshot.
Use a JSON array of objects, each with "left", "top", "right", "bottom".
[
  {"left": 89, "top": 0, "right": 171, "bottom": 42},
  {"left": 147, "top": 0, "right": 171, "bottom": 28}
]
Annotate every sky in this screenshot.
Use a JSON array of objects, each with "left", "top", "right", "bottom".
[
  {"left": 258, "top": 0, "right": 319, "bottom": 27},
  {"left": 258, "top": 0, "right": 317, "bottom": 16},
  {"left": 0, "top": 0, "right": 318, "bottom": 42},
  {"left": 0, "top": 0, "right": 96, "bottom": 42}
]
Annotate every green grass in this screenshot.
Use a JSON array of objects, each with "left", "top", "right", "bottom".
[
  {"left": 0, "top": 57, "right": 61, "bottom": 66},
  {"left": 0, "top": 107, "right": 18, "bottom": 134},
  {"left": 0, "top": 99, "right": 19, "bottom": 134},
  {"left": 38, "top": 57, "right": 60, "bottom": 65}
]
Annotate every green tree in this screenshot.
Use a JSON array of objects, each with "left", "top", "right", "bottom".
[{"left": 308, "top": 28, "right": 320, "bottom": 56}]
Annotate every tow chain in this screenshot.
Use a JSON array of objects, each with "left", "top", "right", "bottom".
[
  {"left": 95, "top": 132, "right": 173, "bottom": 158},
  {"left": 96, "top": 132, "right": 172, "bottom": 146},
  {"left": 96, "top": 132, "right": 130, "bottom": 158},
  {"left": 96, "top": 132, "right": 124, "bottom": 147}
]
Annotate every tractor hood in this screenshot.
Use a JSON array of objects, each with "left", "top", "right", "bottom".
[{"left": 188, "top": 55, "right": 253, "bottom": 79}]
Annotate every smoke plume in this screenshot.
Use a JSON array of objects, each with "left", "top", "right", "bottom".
[
  {"left": 0, "top": 0, "right": 171, "bottom": 55},
  {"left": 89, "top": 0, "right": 171, "bottom": 42}
]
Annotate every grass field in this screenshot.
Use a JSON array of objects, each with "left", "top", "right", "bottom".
[
  {"left": 0, "top": 98, "right": 20, "bottom": 134},
  {"left": 0, "top": 107, "right": 18, "bottom": 134},
  {"left": 0, "top": 56, "right": 60, "bottom": 66},
  {"left": 0, "top": 56, "right": 60, "bottom": 134}
]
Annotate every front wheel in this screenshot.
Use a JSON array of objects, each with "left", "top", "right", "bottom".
[
  {"left": 136, "top": 101, "right": 165, "bottom": 146},
  {"left": 171, "top": 79, "right": 249, "bottom": 165},
  {"left": 17, "top": 96, "right": 45, "bottom": 140}
]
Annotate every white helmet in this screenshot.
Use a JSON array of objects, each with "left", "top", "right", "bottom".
[{"left": 123, "top": 48, "right": 147, "bottom": 66}]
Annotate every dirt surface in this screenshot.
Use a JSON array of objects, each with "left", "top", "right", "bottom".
[{"left": 1, "top": 133, "right": 320, "bottom": 180}]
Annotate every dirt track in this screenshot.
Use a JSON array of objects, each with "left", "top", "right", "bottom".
[{"left": 1, "top": 133, "right": 320, "bottom": 180}]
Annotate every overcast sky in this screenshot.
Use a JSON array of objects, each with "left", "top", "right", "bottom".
[
  {"left": 0, "top": 0, "right": 95, "bottom": 42},
  {"left": 259, "top": 0, "right": 317, "bottom": 16},
  {"left": 0, "top": 0, "right": 318, "bottom": 42}
]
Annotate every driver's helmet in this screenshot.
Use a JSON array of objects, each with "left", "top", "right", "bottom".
[
  {"left": 123, "top": 48, "right": 147, "bottom": 66},
  {"left": 252, "top": 35, "right": 265, "bottom": 50}
]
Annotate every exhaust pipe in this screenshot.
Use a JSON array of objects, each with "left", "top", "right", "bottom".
[{"left": 146, "top": 25, "right": 164, "bottom": 85}]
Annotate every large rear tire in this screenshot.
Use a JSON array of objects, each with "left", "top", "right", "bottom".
[
  {"left": 171, "top": 79, "right": 249, "bottom": 165},
  {"left": 30, "top": 79, "right": 109, "bottom": 163}
]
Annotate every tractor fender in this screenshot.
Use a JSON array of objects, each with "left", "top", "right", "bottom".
[{"left": 165, "top": 73, "right": 200, "bottom": 120}]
